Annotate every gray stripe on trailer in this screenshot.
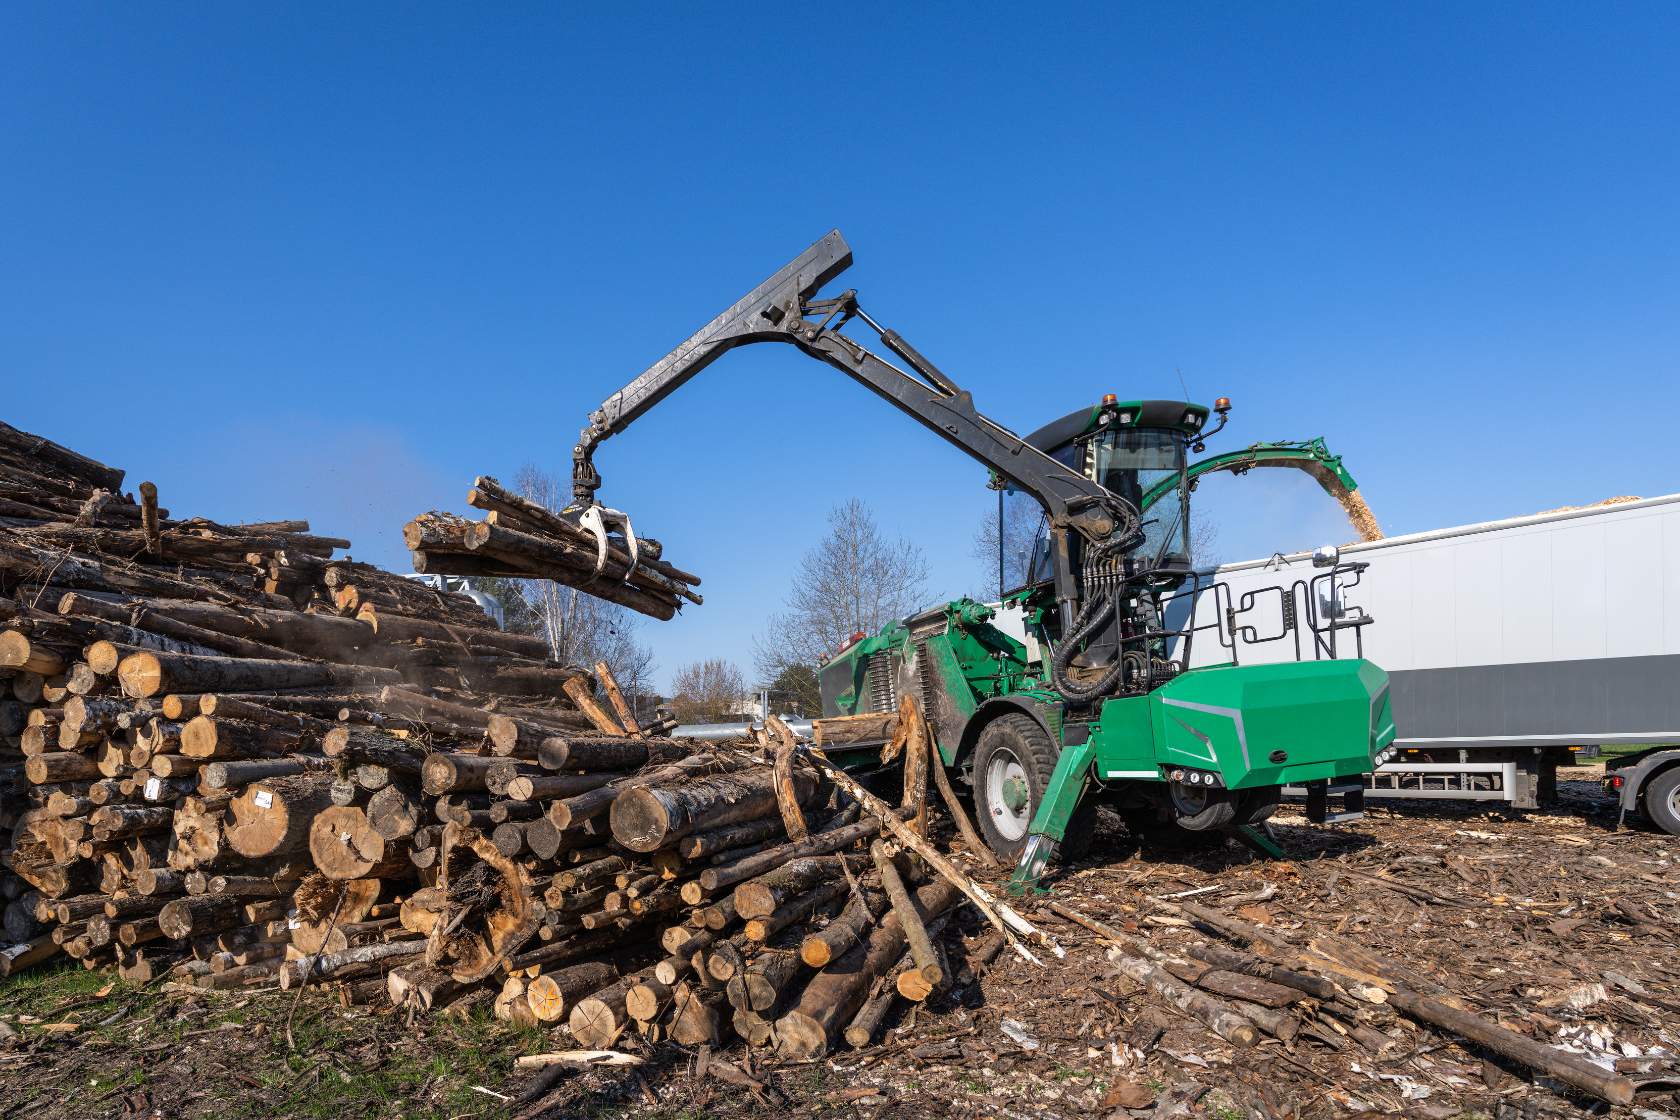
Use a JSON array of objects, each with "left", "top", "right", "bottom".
[{"left": 1390, "top": 653, "right": 1680, "bottom": 747}]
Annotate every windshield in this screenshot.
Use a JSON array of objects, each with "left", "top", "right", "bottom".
[
  {"left": 1090, "top": 428, "right": 1191, "bottom": 570},
  {"left": 1022, "top": 426, "right": 1193, "bottom": 584}
]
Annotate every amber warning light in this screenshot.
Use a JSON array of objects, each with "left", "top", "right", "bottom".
[{"left": 1214, "top": 396, "right": 1232, "bottom": 413}]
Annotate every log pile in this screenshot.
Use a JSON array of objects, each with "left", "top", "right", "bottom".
[
  {"left": 1, "top": 421, "right": 992, "bottom": 1060},
  {"left": 404, "top": 476, "right": 701, "bottom": 621}
]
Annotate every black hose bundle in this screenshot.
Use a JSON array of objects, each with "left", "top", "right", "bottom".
[{"left": 1051, "top": 589, "right": 1129, "bottom": 704}]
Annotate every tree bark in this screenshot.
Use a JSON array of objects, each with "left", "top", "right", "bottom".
[
  {"left": 801, "top": 888, "right": 882, "bottom": 968},
  {"left": 200, "top": 756, "right": 330, "bottom": 791},
  {"left": 872, "top": 842, "right": 942, "bottom": 1001},
  {"left": 775, "top": 878, "right": 960, "bottom": 1060},
  {"left": 561, "top": 676, "right": 625, "bottom": 736},
  {"left": 732, "top": 856, "right": 846, "bottom": 920},
  {"left": 676, "top": 816, "right": 786, "bottom": 860},
  {"left": 696, "top": 817, "right": 879, "bottom": 897},
  {"left": 537, "top": 735, "right": 682, "bottom": 772},
  {"left": 844, "top": 958, "right": 910, "bottom": 1048},
  {"left": 612, "top": 767, "right": 819, "bottom": 852},
  {"left": 592, "top": 660, "right": 642, "bottom": 736},
  {"left": 118, "top": 651, "right": 397, "bottom": 699},
  {"left": 725, "top": 949, "right": 802, "bottom": 1013},
  {"left": 744, "top": 880, "right": 847, "bottom": 943},
  {"left": 421, "top": 752, "right": 498, "bottom": 795},
  {"left": 502, "top": 771, "right": 621, "bottom": 802},
  {"left": 157, "top": 896, "right": 244, "bottom": 939}
]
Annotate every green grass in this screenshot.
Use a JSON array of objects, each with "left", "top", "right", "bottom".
[
  {"left": 0, "top": 961, "right": 124, "bottom": 1016},
  {"left": 1590, "top": 743, "right": 1663, "bottom": 760},
  {"left": 0, "top": 964, "right": 558, "bottom": 1120}
]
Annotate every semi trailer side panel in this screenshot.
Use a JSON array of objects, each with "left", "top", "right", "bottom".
[{"left": 1179, "top": 493, "right": 1680, "bottom": 754}]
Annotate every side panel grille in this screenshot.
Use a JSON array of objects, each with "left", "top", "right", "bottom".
[
  {"left": 866, "top": 651, "right": 899, "bottom": 713},
  {"left": 914, "top": 639, "right": 938, "bottom": 715}
]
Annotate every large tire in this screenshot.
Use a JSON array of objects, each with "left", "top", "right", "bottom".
[
  {"left": 971, "top": 714, "right": 1094, "bottom": 861},
  {"left": 1167, "top": 781, "right": 1238, "bottom": 832},
  {"left": 1642, "top": 766, "right": 1680, "bottom": 836}
]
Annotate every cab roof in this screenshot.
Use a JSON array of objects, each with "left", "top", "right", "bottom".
[{"left": 1024, "top": 399, "right": 1209, "bottom": 454}]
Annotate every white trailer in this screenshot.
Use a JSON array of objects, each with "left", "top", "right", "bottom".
[{"left": 1167, "top": 494, "right": 1680, "bottom": 824}]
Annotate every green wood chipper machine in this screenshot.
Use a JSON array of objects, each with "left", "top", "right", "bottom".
[{"left": 564, "top": 230, "right": 1396, "bottom": 894}]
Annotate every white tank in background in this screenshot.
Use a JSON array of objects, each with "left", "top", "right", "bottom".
[{"left": 404, "top": 573, "right": 507, "bottom": 630}]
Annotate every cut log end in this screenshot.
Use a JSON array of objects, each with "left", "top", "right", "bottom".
[{"left": 115, "top": 652, "right": 165, "bottom": 698}]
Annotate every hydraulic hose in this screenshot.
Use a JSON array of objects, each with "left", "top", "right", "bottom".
[{"left": 1052, "top": 588, "right": 1129, "bottom": 704}]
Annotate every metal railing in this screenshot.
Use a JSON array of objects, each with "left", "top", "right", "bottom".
[{"left": 1137, "top": 561, "right": 1374, "bottom": 681}]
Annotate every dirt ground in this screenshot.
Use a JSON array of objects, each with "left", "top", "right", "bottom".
[{"left": 2, "top": 765, "right": 1675, "bottom": 1120}]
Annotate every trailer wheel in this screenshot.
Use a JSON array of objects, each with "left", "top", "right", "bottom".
[
  {"left": 971, "top": 714, "right": 1094, "bottom": 861},
  {"left": 1168, "top": 781, "right": 1238, "bottom": 831},
  {"left": 1643, "top": 766, "right": 1680, "bottom": 836}
]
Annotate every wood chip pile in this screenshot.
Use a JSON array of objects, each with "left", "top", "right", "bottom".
[
  {"left": 404, "top": 476, "right": 701, "bottom": 621},
  {"left": 0, "top": 421, "right": 984, "bottom": 1059}
]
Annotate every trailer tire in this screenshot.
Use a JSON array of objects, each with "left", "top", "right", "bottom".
[
  {"left": 1168, "top": 782, "right": 1238, "bottom": 832},
  {"left": 1642, "top": 766, "right": 1680, "bottom": 837},
  {"left": 971, "top": 714, "right": 1094, "bottom": 861}
]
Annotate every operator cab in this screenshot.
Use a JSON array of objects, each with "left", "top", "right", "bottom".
[{"left": 1019, "top": 397, "right": 1217, "bottom": 587}]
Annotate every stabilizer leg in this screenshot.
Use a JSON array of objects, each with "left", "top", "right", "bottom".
[
  {"left": 1233, "top": 822, "right": 1288, "bottom": 860},
  {"left": 1005, "top": 739, "right": 1096, "bottom": 898}
]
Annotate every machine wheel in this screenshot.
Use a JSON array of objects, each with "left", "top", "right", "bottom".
[
  {"left": 1167, "top": 781, "right": 1238, "bottom": 832},
  {"left": 1642, "top": 766, "right": 1680, "bottom": 836},
  {"left": 971, "top": 714, "right": 1094, "bottom": 861}
]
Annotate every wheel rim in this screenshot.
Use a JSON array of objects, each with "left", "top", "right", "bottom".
[
  {"left": 985, "top": 749, "right": 1032, "bottom": 842},
  {"left": 1170, "top": 783, "right": 1211, "bottom": 817},
  {"left": 1667, "top": 783, "right": 1680, "bottom": 824}
]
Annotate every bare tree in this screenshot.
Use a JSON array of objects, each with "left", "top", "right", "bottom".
[
  {"left": 508, "top": 465, "right": 658, "bottom": 709},
  {"left": 971, "top": 490, "right": 1044, "bottom": 597},
  {"left": 754, "top": 498, "right": 928, "bottom": 675},
  {"left": 1190, "top": 517, "right": 1220, "bottom": 570},
  {"left": 762, "top": 663, "right": 822, "bottom": 718},
  {"left": 669, "top": 658, "right": 748, "bottom": 722}
]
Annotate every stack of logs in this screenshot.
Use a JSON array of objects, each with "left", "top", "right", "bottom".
[
  {"left": 404, "top": 476, "right": 701, "bottom": 621},
  {"left": 1, "top": 421, "right": 993, "bottom": 1060}
]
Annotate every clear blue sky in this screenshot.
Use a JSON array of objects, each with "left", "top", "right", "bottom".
[{"left": 5, "top": 4, "right": 1677, "bottom": 691}]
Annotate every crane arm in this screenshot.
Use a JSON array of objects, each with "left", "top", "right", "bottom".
[{"left": 571, "top": 230, "right": 1139, "bottom": 556}]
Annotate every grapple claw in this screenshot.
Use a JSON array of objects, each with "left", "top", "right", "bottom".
[{"left": 574, "top": 505, "right": 639, "bottom": 584}]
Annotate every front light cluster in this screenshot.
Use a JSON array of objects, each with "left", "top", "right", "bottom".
[
  {"left": 1373, "top": 746, "right": 1399, "bottom": 767},
  {"left": 1167, "top": 767, "right": 1224, "bottom": 788}
]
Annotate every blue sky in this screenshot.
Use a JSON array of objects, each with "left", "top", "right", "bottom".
[{"left": 5, "top": 4, "right": 1677, "bottom": 691}]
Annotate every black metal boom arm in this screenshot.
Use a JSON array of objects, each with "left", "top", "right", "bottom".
[{"left": 571, "top": 230, "right": 1139, "bottom": 562}]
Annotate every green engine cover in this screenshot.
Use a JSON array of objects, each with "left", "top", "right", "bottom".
[{"left": 1091, "top": 659, "right": 1394, "bottom": 788}]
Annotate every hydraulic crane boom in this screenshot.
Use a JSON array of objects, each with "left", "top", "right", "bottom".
[{"left": 570, "top": 229, "right": 1143, "bottom": 631}]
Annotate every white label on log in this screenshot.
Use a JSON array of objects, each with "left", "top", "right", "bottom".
[
  {"left": 144, "top": 777, "right": 161, "bottom": 800},
  {"left": 254, "top": 790, "right": 273, "bottom": 809},
  {"left": 287, "top": 917, "right": 300, "bottom": 929}
]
